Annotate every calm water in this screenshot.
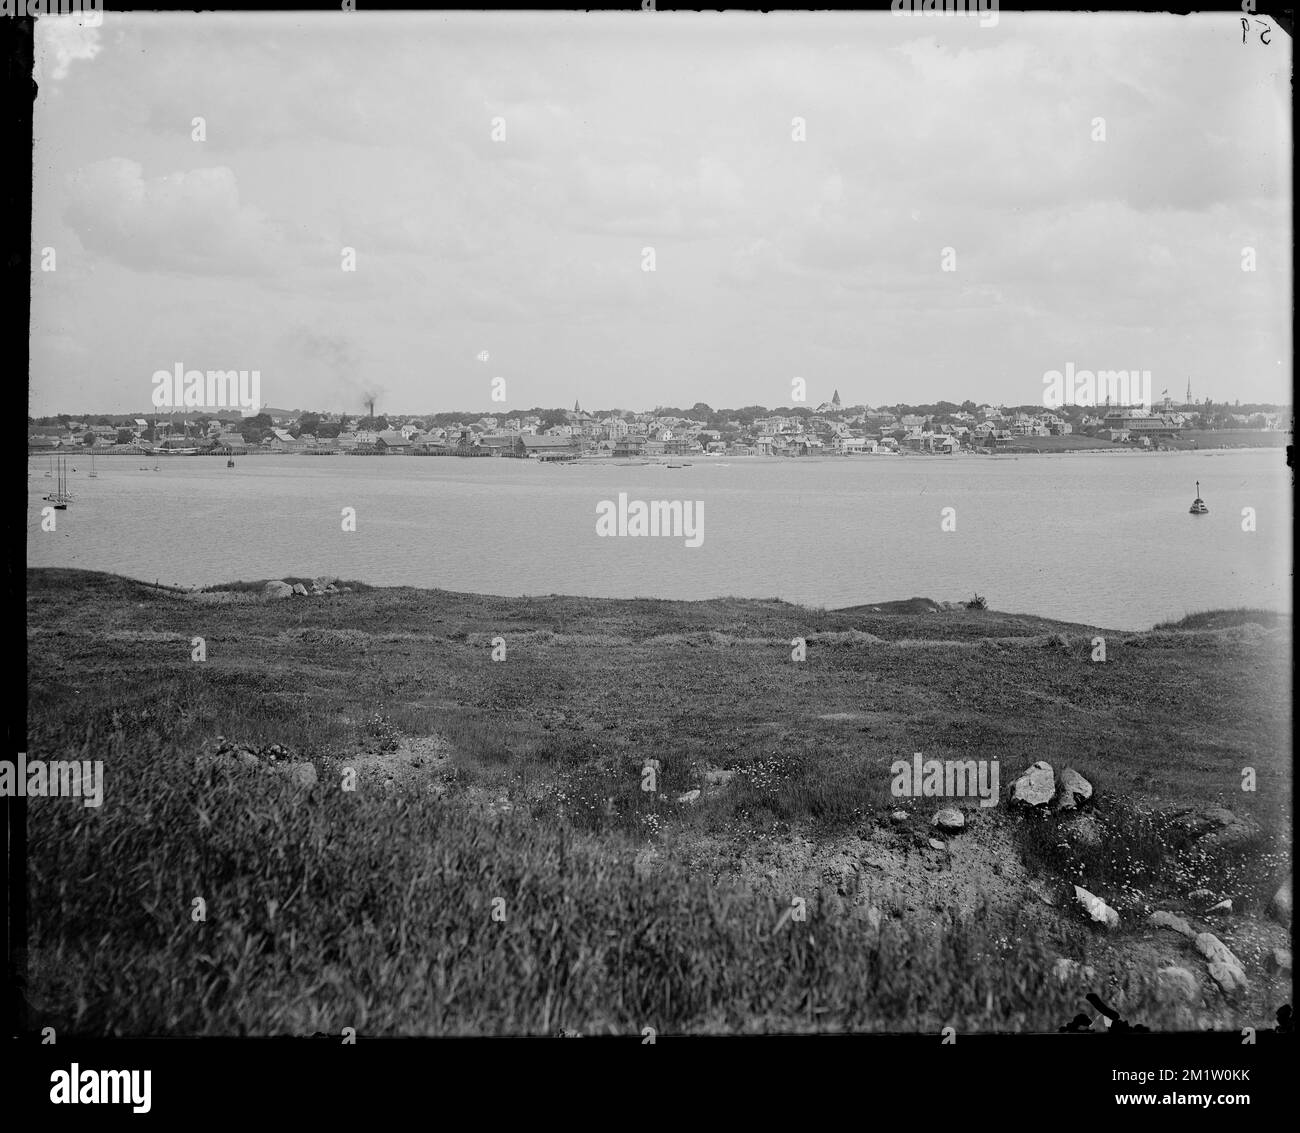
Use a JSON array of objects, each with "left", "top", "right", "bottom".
[{"left": 27, "top": 449, "right": 1292, "bottom": 630}]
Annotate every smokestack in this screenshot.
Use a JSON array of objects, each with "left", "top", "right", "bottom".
[{"left": 366, "top": 396, "right": 375, "bottom": 419}]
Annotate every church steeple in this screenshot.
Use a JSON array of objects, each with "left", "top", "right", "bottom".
[
  {"left": 574, "top": 399, "right": 581, "bottom": 413},
  {"left": 832, "top": 389, "right": 841, "bottom": 407}
]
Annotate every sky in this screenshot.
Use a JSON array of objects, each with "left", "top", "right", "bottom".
[{"left": 29, "top": 9, "right": 1292, "bottom": 417}]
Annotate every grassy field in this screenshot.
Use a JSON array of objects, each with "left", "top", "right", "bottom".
[{"left": 24, "top": 569, "right": 1292, "bottom": 1035}]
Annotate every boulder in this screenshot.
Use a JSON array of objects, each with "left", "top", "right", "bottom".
[
  {"left": 1056, "top": 768, "right": 1093, "bottom": 811},
  {"left": 1148, "top": 910, "right": 1195, "bottom": 938},
  {"left": 292, "top": 583, "right": 309, "bottom": 596},
  {"left": 312, "top": 576, "right": 337, "bottom": 591},
  {"left": 928, "top": 838, "right": 946, "bottom": 851},
  {"left": 676, "top": 789, "right": 701, "bottom": 805},
  {"left": 1270, "top": 875, "right": 1292, "bottom": 926},
  {"left": 1074, "top": 885, "right": 1119, "bottom": 930},
  {"left": 263, "top": 580, "right": 293, "bottom": 600},
  {"left": 1010, "top": 761, "right": 1055, "bottom": 806},
  {"left": 889, "top": 810, "right": 909, "bottom": 824},
  {"left": 1207, "top": 961, "right": 1248, "bottom": 998},
  {"left": 1206, "top": 898, "right": 1232, "bottom": 915},
  {"left": 932, "top": 808, "right": 965, "bottom": 833},
  {"left": 1155, "top": 966, "right": 1199, "bottom": 1003},
  {"left": 1266, "top": 947, "right": 1292, "bottom": 975},
  {"left": 1194, "top": 932, "right": 1244, "bottom": 970}
]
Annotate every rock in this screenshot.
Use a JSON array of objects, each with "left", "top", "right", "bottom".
[
  {"left": 1056, "top": 768, "right": 1093, "bottom": 811},
  {"left": 1206, "top": 899, "right": 1232, "bottom": 915},
  {"left": 312, "top": 576, "right": 336, "bottom": 591},
  {"left": 1188, "top": 888, "right": 1214, "bottom": 903},
  {"left": 1266, "top": 947, "right": 1291, "bottom": 974},
  {"left": 1064, "top": 815, "right": 1102, "bottom": 849},
  {"left": 1149, "top": 910, "right": 1195, "bottom": 938},
  {"left": 890, "top": 810, "right": 909, "bottom": 824},
  {"left": 928, "top": 838, "right": 946, "bottom": 850},
  {"left": 1052, "top": 958, "right": 1096, "bottom": 984},
  {"left": 1207, "top": 961, "right": 1248, "bottom": 998},
  {"left": 284, "top": 762, "right": 317, "bottom": 789},
  {"left": 1156, "top": 966, "right": 1199, "bottom": 1003},
  {"left": 1194, "top": 932, "right": 1244, "bottom": 970},
  {"left": 1270, "top": 876, "right": 1292, "bottom": 926},
  {"left": 237, "top": 750, "right": 259, "bottom": 768},
  {"left": 1074, "top": 885, "right": 1119, "bottom": 929},
  {"left": 263, "top": 580, "right": 293, "bottom": 600},
  {"left": 1180, "top": 807, "right": 1260, "bottom": 851},
  {"left": 291, "top": 583, "right": 309, "bottom": 596},
  {"left": 676, "top": 789, "right": 701, "bottom": 804},
  {"left": 324, "top": 585, "right": 339, "bottom": 594},
  {"left": 932, "top": 808, "right": 964, "bottom": 832},
  {"left": 1010, "top": 761, "right": 1055, "bottom": 807}
]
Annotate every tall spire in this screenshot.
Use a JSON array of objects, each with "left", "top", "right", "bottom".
[
  {"left": 832, "top": 388, "right": 841, "bottom": 406},
  {"left": 574, "top": 399, "right": 581, "bottom": 413}
]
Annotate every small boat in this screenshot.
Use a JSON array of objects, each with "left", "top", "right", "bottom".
[
  {"left": 1189, "top": 481, "right": 1208, "bottom": 515},
  {"left": 227, "top": 458, "right": 235, "bottom": 468},
  {"left": 43, "top": 456, "right": 72, "bottom": 509}
]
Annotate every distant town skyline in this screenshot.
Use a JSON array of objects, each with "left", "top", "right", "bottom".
[{"left": 30, "top": 11, "right": 1292, "bottom": 418}]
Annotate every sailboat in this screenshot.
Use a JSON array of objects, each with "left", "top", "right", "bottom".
[
  {"left": 88, "top": 452, "right": 97, "bottom": 478},
  {"left": 43, "top": 457, "right": 72, "bottom": 509},
  {"left": 1189, "top": 480, "right": 1208, "bottom": 515}
]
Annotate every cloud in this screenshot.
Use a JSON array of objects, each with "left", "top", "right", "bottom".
[
  {"left": 35, "top": 13, "right": 102, "bottom": 83},
  {"left": 62, "top": 159, "right": 287, "bottom": 276}
]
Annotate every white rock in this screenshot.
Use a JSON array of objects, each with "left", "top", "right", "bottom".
[
  {"left": 1074, "top": 885, "right": 1119, "bottom": 929},
  {"left": 932, "top": 808, "right": 965, "bottom": 832},
  {"left": 677, "top": 789, "right": 701, "bottom": 804},
  {"left": 1011, "top": 761, "right": 1055, "bottom": 806},
  {"left": 1206, "top": 899, "right": 1232, "bottom": 915},
  {"left": 1208, "top": 961, "right": 1248, "bottom": 998},
  {"left": 1194, "top": 932, "right": 1243, "bottom": 970},
  {"left": 263, "top": 580, "right": 293, "bottom": 600},
  {"left": 890, "top": 810, "right": 909, "bottom": 824},
  {"left": 928, "top": 838, "right": 946, "bottom": 850},
  {"left": 1149, "top": 910, "right": 1195, "bottom": 938},
  {"left": 291, "top": 583, "right": 309, "bottom": 596}
]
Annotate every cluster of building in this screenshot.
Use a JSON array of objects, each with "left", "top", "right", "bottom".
[{"left": 27, "top": 394, "right": 1291, "bottom": 458}]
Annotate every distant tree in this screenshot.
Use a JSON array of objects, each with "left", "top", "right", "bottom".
[
  {"left": 82, "top": 431, "right": 96, "bottom": 446},
  {"left": 539, "top": 408, "right": 568, "bottom": 431},
  {"left": 239, "top": 413, "right": 272, "bottom": 443},
  {"left": 116, "top": 429, "right": 133, "bottom": 445},
  {"left": 298, "top": 412, "right": 322, "bottom": 436},
  {"left": 316, "top": 422, "right": 341, "bottom": 439}
]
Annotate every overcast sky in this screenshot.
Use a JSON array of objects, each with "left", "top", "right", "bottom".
[{"left": 30, "top": 10, "right": 1291, "bottom": 417}]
